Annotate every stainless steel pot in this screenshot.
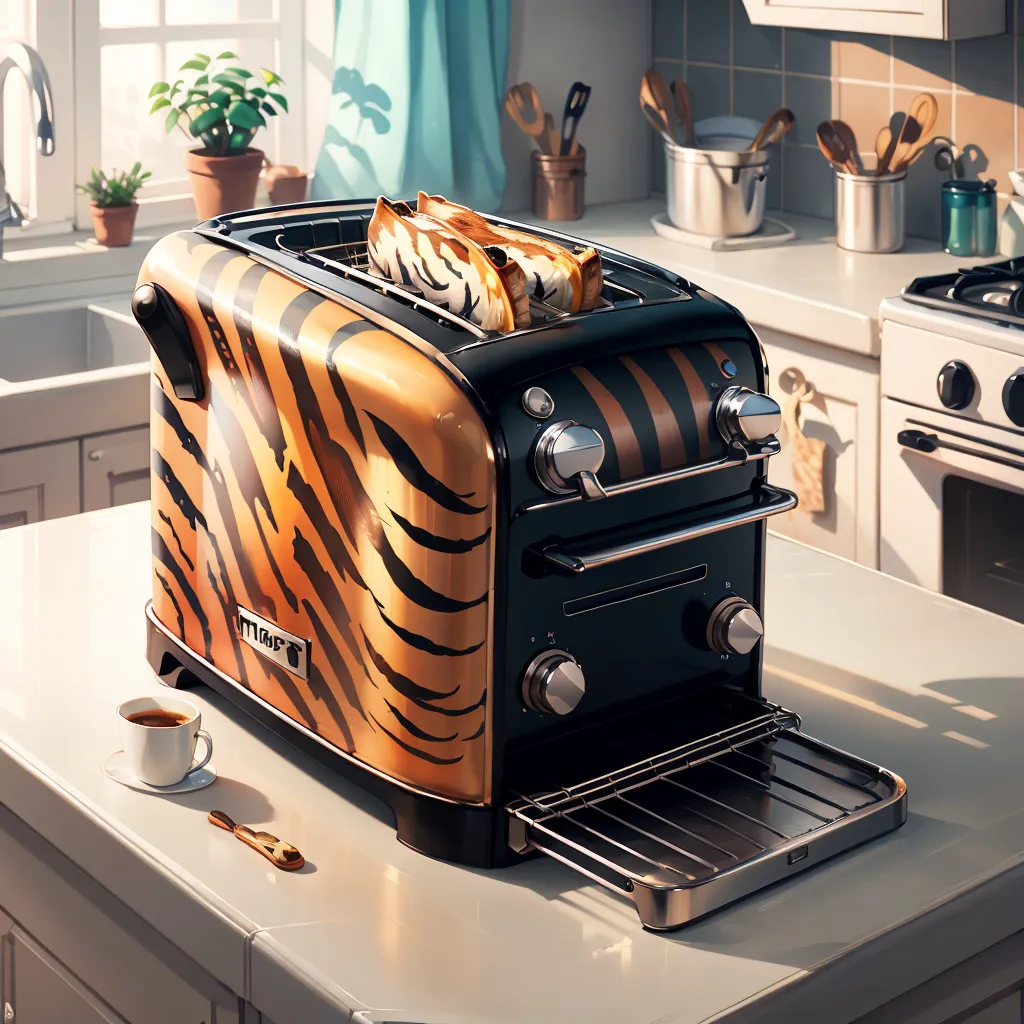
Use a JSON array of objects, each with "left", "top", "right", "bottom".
[
  {"left": 665, "top": 139, "right": 770, "bottom": 237},
  {"left": 835, "top": 169, "right": 906, "bottom": 253}
]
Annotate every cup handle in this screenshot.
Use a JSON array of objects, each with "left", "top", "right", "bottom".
[{"left": 186, "top": 730, "right": 213, "bottom": 776}]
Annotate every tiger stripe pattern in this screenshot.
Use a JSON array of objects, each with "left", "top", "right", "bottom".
[
  {"left": 559, "top": 341, "right": 743, "bottom": 482},
  {"left": 144, "top": 231, "right": 496, "bottom": 803}
]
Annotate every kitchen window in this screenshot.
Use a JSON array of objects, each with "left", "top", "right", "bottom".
[{"left": 1, "top": 0, "right": 304, "bottom": 235}]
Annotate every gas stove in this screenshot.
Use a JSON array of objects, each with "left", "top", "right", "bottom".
[{"left": 903, "top": 257, "right": 1024, "bottom": 328}]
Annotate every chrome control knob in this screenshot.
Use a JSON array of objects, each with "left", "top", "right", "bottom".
[
  {"left": 707, "top": 596, "right": 764, "bottom": 655},
  {"left": 522, "top": 649, "right": 586, "bottom": 715},
  {"left": 716, "top": 386, "right": 782, "bottom": 443},
  {"left": 532, "top": 419, "right": 608, "bottom": 500}
]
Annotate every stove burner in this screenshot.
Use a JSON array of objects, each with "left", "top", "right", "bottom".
[{"left": 905, "top": 258, "right": 1024, "bottom": 326}]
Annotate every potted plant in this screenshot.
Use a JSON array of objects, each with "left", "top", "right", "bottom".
[
  {"left": 149, "top": 50, "right": 288, "bottom": 221},
  {"left": 76, "top": 163, "right": 151, "bottom": 246}
]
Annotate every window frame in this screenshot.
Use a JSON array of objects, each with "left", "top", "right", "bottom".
[{"left": 10, "top": 0, "right": 305, "bottom": 235}]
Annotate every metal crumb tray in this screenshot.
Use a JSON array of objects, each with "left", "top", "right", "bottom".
[{"left": 506, "top": 705, "right": 907, "bottom": 930}]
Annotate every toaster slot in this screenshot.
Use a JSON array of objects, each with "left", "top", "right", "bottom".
[{"left": 506, "top": 715, "right": 907, "bottom": 930}]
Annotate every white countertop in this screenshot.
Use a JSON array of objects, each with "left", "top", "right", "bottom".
[
  {"left": 522, "top": 200, "right": 977, "bottom": 357},
  {"left": 2, "top": 503, "right": 1024, "bottom": 1024}
]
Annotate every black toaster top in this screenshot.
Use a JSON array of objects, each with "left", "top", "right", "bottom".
[{"left": 191, "top": 199, "right": 755, "bottom": 400}]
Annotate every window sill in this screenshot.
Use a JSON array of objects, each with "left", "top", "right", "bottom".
[{"left": 0, "top": 221, "right": 194, "bottom": 309}]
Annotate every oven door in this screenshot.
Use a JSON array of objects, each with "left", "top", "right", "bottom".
[{"left": 881, "top": 397, "right": 1024, "bottom": 623}]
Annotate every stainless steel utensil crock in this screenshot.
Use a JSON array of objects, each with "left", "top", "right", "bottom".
[
  {"left": 835, "top": 169, "right": 906, "bottom": 253},
  {"left": 665, "top": 140, "right": 770, "bottom": 237}
]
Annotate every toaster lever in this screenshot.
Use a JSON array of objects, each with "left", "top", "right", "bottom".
[
  {"left": 575, "top": 470, "right": 608, "bottom": 500},
  {"left": 132, "top": 282, "right": 204, "bottom": 401}
]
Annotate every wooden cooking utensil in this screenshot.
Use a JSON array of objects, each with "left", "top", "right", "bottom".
[
  {"left": 208, "top": 810, "right": 305, "bottom": 871},
  {"left": 505, "top": 82, "right": 548, "bottom": 149},
  {"left": 559, "top": 80, "right": 591, "bottom": 156},
  {"left": 543, "top": 112, "right": 559, "bottom": 157},
  {"left": 750, "top": 107, "right": 796, "bottom": 151},
  {"left": 891, "top": 93, "right": 937, "bottom": 171},
  {"left": 640, "top": 94, "right": 678, "bottom": 146},
  {"left": 875, "top": 124, "right": 894, "bottom": 172},
  {"left": 670, "top": 78, "right": 694, "bottom": 146},
  {"left": 641, "top": 69, "right": 681, "bottom": 144},
  {"left": 816, "top": 120, "right": 860, "bottom": 175}
]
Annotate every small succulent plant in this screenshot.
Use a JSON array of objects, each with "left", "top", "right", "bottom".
[
  {"left": 148, "top": 50, "right": 288, "bottom": 157},
  {"left": 76, "top": 162, "right": 151, "bottom": 207}
]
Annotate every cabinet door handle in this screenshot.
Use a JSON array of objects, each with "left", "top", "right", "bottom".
[{"left": 88, "top": 450, "right": 105, "bottom": 462}]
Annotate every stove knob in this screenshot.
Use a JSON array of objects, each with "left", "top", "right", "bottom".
[
  {"left": 707, "top": 596, "right": 764, "bottom": 655},
  {"left": 1004, "top": 368, "right": 1024, "bottom": 427},
  {"left": 937, "top": 360, "right": 975, "bottom": 410},
  {"left": 522, "top": 649, "right": 586, "bottom": 715},
  {"left": 716, "top": 386, "right": 782, "bottom": 443},
  {"left": 532, "top": 420, "right": 608, "bottom": 500}
]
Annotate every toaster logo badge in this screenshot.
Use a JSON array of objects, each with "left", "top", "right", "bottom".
[{"left": 236, "top": 606, "right": 311, "bottom": 681}]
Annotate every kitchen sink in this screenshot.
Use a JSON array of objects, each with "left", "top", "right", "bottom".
[{"left": 0, "top": 298, "right": 149, "bottom": 384}]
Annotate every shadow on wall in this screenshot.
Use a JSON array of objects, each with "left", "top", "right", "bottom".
[
  {"left": 652, "top": 0, "right": 1019, "bottom": 239},
  {"left": 322, "top": 67, "right": 393, "bottom": 187}
]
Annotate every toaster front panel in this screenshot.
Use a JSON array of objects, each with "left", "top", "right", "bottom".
[{"left": 143, "top": 233, "right": 497, "bottom": 804}]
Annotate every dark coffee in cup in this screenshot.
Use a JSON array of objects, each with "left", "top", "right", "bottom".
[{"left": 125, "top": 709, "right": 190, "bottom": 728}]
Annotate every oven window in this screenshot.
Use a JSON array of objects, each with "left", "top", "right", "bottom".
[{"left": 943, "top": 476, "right": 1024, "bottom": 624}]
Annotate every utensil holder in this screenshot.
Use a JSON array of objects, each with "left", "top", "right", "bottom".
[
  {"left": 532, "top": 148, "right": 586, "bottom": 221},
  {"left": 942, "top": 180, "right": 996, "bottom": 257},
  {"left": 835, "top": 169, "right": 906, "bottom": 254}
]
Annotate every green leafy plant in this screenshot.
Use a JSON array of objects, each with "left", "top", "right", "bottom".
[
  {"left": 76, "top": 162, "right": 151, "bottom": 207},
  {"left": 148, "top": 50, "right": 288, "bottom": 157}
]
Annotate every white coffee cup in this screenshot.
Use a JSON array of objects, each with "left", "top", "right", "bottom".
[{"left": 117, "top": 696, "right": 213, "bottom": 787}]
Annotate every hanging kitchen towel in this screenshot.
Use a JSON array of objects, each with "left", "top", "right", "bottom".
[
  {"left": 782, "top": 383, "right": 826, "bottom": 514},
  {"left": 310, "top": 0, "right": 510, "bottom": 212}
]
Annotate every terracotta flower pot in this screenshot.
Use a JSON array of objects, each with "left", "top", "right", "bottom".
[
  {"left": 89, "top": 202, "right": 137, "bottom": 247},
  {"left": 184, "top": 147, "right": 264, "bottom": 221},
  {"left": 265, "top": 164, "right": 309, "bottom": 206}
]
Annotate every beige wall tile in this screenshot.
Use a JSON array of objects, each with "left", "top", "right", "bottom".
[
  {"left": 832, "top": 36, "right": 891, "bottom": 84},
  {"left": 893, "top": 39, "right": 952, "bottom": 91},
  {"left": 838, "top": 82, "right": 892, "bottom": 162},
  {"left": 956, "top": 92, "right": 1015, "bottom": 193}
]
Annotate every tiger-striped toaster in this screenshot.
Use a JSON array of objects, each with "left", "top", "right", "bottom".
[{"left": 133, "top": 198, "right": 906, "bottom": 930}]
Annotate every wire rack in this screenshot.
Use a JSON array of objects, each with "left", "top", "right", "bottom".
[{"left": 507, "top": 703, "right": 906, "bottom": 929}]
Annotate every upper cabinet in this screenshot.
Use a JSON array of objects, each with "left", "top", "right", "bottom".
[{"left": 741, "top": 0, "right": 1005, "bottom": 40}]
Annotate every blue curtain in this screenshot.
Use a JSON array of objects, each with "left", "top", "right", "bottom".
[{"left": 310, "top": 0, "right": 510, "bottom": 212}]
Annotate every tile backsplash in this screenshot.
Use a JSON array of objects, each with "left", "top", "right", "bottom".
[{"left": 651, "top": 0, "right": 1022, "bottom": 240}]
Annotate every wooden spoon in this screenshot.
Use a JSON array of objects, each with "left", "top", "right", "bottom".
[
  {"left": 543, "top": 112, "right": 559, "bottom": 157},
  {"left": 208, "top": 810, "right": 305, "bottom": 871},
  {"left": 890, "top": 94, "right": 937, "bottom": 171},
  {"left": 670, "top": 78, "right": 695, "bottom": 146},
  {"left": 816, "top": 120, "right": 860, "bottom": 175},
  {"left": 505, "top": 82, "right": 548, "bottom": 148},
  {"left": 641, "top": 69, "right": 682, "bottom": 144},
  {"left": 750, "top": 108, "right": 796, "bottom": 151}
]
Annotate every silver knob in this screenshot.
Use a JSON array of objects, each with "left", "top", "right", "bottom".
[
  {"left": 522, "top": 649, "right": 586, "bottom": 715},
  {"left": 532, "top": 419, "right": 608, "bottom": 500},
  {"left": 707, "top": 596, "right": 764, "bottom": 655},
  {"left": 716, "top": 386, "right": 782, "bottom": 443}
]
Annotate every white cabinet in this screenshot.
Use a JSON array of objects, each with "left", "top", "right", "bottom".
[
  {"left": 4, "top": 925, "right": 128, "bottom": 1024},
  {"left": 0, "top": 442, "right": 80, "bottom": 530},
  {"left": 0, "top": 803, "right": 241, "bottom": 1024},
  {"left": 81, "top": 426, "right": 150, "bottom": 512},
  {"left": 758, "top": 326, "right": 879, "bottom": 568},
  {"left": 741, "top": 0, "right": 1004, "bottom": 40}
]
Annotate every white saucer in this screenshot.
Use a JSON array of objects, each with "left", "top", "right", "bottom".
[
  {"left": 102, "top": 750, "right": 217, "bottom": 794},
  {"left": 651, "top": 211, "right": 796, "bottom": 251}
]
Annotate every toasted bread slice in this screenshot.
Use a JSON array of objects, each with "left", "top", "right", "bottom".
[
  {"left": 367, "top": 196, "right": 530, "bottom": 332},
  {"left": 417, "top": 192, "right": 604, "bottom": 312}
]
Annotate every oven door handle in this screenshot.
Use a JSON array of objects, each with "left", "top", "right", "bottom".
[
  {"left": 539, "top": 484, "right": 797, "bottom": 575},
  {"left": 897, "top": 428, "right": 1024, "bottom": 472}
]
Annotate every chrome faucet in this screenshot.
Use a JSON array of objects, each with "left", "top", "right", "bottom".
[{"left": 0, "top": 42, "right": 54, "bottom": 255}]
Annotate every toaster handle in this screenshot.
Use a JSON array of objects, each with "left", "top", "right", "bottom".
[
  {"left": 132, "top": 282, "right": 204, "bottom": 401},
  {"left": 538, "top": 484, "right": 797, "bottom": 574}
]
